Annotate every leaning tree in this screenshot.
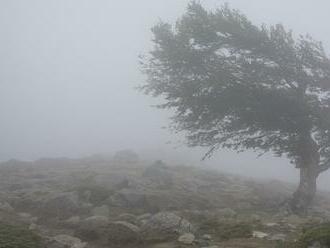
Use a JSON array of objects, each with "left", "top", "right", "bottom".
[{"left": 141, "top": 2, "right": 330, "bottom": 213}]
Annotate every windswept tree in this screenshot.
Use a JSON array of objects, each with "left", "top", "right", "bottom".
[{"left": 141, "top": 2, "right": 330, "bottom": 213}]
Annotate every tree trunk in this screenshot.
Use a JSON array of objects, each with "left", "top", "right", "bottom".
[
  {"left": 290, "top": 135, "right": 320, "bottom": 214},
  {"left": 290, "top": 164, "right": 318, "bottom": 213}
]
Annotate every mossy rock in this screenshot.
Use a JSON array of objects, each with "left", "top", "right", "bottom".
[
  {"left": 0, "top": 223, "right": 41, "bottom": 248},
  {"left": 76, "top": 185, "right": 112, "bottom": 205},
  {"left": 298, "top": 223, "right": 330, "bottom": 247}
]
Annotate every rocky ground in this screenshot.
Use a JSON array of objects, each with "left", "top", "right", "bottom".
[{"left": 0, "top": 152, "right": 330, "bottom": 247}]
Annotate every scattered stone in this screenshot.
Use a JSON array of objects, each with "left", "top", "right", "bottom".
[
  {"left": 28, "top": 223, "right": 38, "bottom": 230},
  {"left": 253, "top": 231, "right": 269, "bottom": 239},
  {"left": 202, "top": 234, "right": 212, "bottom": 240},
  {"left": 265, "top": 222, "right": 279, "bottom": 227},
  {"left": 178, "top": 233, "right": 195, "bottom": 244},
  {"left": 141, "top": 212, "right": 194, "bottom": 241}
]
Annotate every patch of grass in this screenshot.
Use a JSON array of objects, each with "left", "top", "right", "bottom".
[
  {"left": 297, "top": 223, "right": 330, "bottom": 248},
  {"left": 0, "top": 223, "right": 41, "bottom": 248},
  {"left": 199, "top": 219, "right": 253, "bottom": 240}
]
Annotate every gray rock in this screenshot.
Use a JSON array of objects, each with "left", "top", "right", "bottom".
[
  {"left": 253, "top": 231, "right": 268, "bottom": 239},
  {"left": 41, "top": 192, "right": 81, "bottom": 219},
  {"left": 75, "top": 216, "right": 109, "bottom": 242},
  {"left": 64, "top": 216, "right": 81, "bottom": 227},
  {"left": 116, "top": 213, "right": 138, "bottom": 224},
  {"left": 178, "top": 233, "right": 195, "bottom": 244},
  {"left": 45, "top": 235, "right": 87, "bottom": 248},
  {"left": 141, "top": 212, "right": 194, "bottom": 241},
  {"left": 0, "top": 201, "right": 14, "bottom": 212},
  {"left": 107, "top": 221, "right": 140, "bottom": 244},
  {"left": 202, "top": 234, "right": 212, "bottom": 240}
]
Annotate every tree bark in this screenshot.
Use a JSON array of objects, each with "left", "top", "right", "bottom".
[
  {"left": 290, "top": 135, "right": 320, "bottom": 214},
  {"left": 290, "top": 164, "right": 318, "bottom": 213}
]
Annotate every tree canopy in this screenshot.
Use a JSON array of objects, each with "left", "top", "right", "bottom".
[{"left": 141, "top": 2, "right": 330, "bottom": 172}]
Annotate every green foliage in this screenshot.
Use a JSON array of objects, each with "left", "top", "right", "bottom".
[
  {"left": 141, "top": 1, "right": 330, "bottom": 170},
  {"left": 298, "top": 223, "right": 330, "bottom": 247},
  {"left": 0, "top": 224, "right": 41, "bottom": 248}
]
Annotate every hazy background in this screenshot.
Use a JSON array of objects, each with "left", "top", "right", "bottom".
[{"left": 1, "top": 0, "right": 330, "bottom": 188}]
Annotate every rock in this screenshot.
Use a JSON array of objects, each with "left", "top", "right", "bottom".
[
  {"left": 137, "top": 213, "right": 152, "bottom": 225},
  {"left": 91, "top": 205, "right": 109, "bottom": 217},
  {"left": 216, "top": 208, "right": 237, "bottom": 218},
  {"left": 265, "top": 222, "right": 279, "bottom": 227},
  {"left": 253, "top": 231, "right": 269, "bottom": 239},
  {"left": 41, "top": 192, "right": 81, "bottom": 219},
  {"left": 64, "top": 216, "right": 81, "bottom": 227},
  {"left": 269, "top": 233, "right": 286, "bottom": 241},
  {"left": 107, "top": 221, "right": 140, "bottom": 244},
  {"left": 116, "top": 213, "right": 138, "bottom": 224},
  {"left": 81, "top": 215, "right": 109, "bottom": 228},
  {"left": 46, "top": 235, "right": 87, "bottom": 248},
  {"left": 178, "top": 233, "right": 195, "bottom": 244},
  {"left": 308, "top": 242, "right": 323, "bottom": 248},
  {"left": 75, "top": 216, "right": 109, "bottom": 242},
  {"left": 28, "top": 223, "right": 38, "bottom": 230},
  {"left": 0, "top": 201, "right": 14, "bottom": 212},
  {"left": 202, "top": 234, "right": 212, "bottom": 240},
  {"left": 141, "top": 212, "right": 194, "bottom": 241}
]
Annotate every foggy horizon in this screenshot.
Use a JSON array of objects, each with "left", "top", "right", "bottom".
[{"left": 1, "top": 0, "right": 330, "bottom": 189}]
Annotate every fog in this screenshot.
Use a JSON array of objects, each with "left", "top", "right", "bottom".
[{"left": 1, "top": 0, "right": 330, "bottom": 189}]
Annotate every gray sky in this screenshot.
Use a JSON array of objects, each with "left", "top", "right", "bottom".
[{"left": 1, "top": 0, "right": 330, "bottom": 188}]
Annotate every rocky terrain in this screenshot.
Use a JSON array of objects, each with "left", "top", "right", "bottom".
[{"left": 0, "top": 151, "right": 330, "bottom": 247}]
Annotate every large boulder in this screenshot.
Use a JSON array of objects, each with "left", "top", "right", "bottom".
[
  {"left": 41, "top": 192, "right": 81, "bottom": 219},
  {"left": 141, "top": 212, "right": 194, "bottom": 241},
  {"left": 75, "top": 216, "right": 109, "bottom": 243},
  {"left": 107, "top": 221, "right": 140, "bottom": 244}
]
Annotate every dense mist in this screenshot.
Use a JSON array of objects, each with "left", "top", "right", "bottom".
[{"left": 1, "top": 0, "right": 330, "bottom": 189}]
